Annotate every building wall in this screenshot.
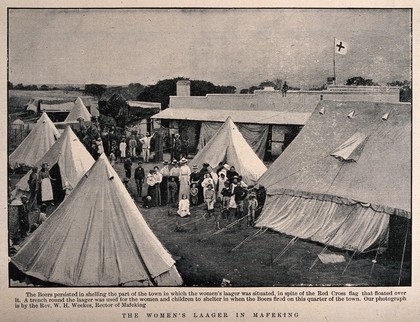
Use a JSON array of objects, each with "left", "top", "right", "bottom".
[{"left": 169, "top": 86, "right": 400, "bottom": 112}]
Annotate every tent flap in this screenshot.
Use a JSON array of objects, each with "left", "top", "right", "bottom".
[
  {"left": 190, "top": 117, "right": 267, "bottom": 185},
  {"left": 198, "top": 121, "right": 269, "bottom": 159},
  {"left": 256, "top": 193, "right": 390, "bottom": 253}
]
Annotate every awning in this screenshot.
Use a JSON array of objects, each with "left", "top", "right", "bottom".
[
  {"left": 127, "top": 101, "right": 161, "bottom": 109},
  {"left": 152, "top": 108, "right": 311, "bottom": 125}
]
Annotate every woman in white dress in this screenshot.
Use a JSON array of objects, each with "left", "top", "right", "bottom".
[
  {"left": 178, "top": 158, "right": 191, "bottom": 201},
  {"left": 39, "top": 163, "right": 54, "bottom": 205},
  {"left": 177, "top": 194, "right": 190, "bottom": 217}
]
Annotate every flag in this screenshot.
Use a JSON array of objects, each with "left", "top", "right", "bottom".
[{"left": 335, "top": 38, "right": 348, "bottom": 55}]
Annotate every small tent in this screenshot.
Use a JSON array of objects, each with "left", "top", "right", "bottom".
[
  {"left": 11, "top": 154, "right": 183, "bottom": 286},
  {"left": 256, "top": 101, "right": 411, "bottom": 253},
  {"left": 13, "top": 126, "right": 95, "bottom": 196},
  {"left": 189, "top": 116, "right": 267, "bottom": 185},
  {"left": 9, "top": 112, "right": 60, "bottom": 169},
  {"left": 64, "top": 97, "right": 92, "bottom": 122}
]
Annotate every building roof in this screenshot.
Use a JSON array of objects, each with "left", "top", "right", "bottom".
[
  {"left": 153, "top": 107, "right": 310, "bottom": 125},
  {"left": 127, "top": 101, "right": 161, "bottom": 109},
  {"left": 152, "top": 86, "right": 400, "bottom": 126}
]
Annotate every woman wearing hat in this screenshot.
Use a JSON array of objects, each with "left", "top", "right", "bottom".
[
  {"left": 169, "top": 160, "right": 180, "bottom": 200},
  {"left": 146, "top": 169, "right": 157, "bottom": 207},
  {"left": 178, "top": 158, "right": 191, "bottom": 201}
]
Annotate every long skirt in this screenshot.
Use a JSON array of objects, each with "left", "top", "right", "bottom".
[
  {"left": 179, "top": 176, "right": 190, "bottom": 201},
  {"left": 41, "top": 178, "right": 53, "bottom": 202}
]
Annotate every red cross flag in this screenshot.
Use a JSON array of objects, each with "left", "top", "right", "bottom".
[{"left": 335, "top": 38, "right": 348, "bottom": 55}]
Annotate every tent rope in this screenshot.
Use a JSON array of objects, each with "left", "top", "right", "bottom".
[
  {"left": 398, "top": 220, "right": 410, "bottom": 286},
  {"left": 309, "top": 245, "right": 329, "bottom": 270},
  {"left": 231, "top": 228, "right": 268, "bottom": 251},
  {"left": 272, "top": 236, "right": 299, "bottom": 263},
  {"left": 175, "top": 214, "right": 206, "bottom": 229},
  {"left": 342, "top": 249, "right": 357, "bottom": 275},
  {"left": 202, "top": 215, "right": 248, "bottom": 240}
]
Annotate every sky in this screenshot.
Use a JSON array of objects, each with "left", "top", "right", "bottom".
[{"left": 9, "top": 8, "right": 411, "bottom": 90}]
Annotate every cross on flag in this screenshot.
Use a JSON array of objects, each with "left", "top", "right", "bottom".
[{"left": 335, "top": 38, "right": 348, "bottom": 55}]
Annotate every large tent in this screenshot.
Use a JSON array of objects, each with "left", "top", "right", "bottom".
[
  {"left": 256, "top": 101, "right": 411, "bottom": 252},
  {"left": 13, "top": 126, "right": 95, "bottom": 195},
  {"left": 64, "top": 97, "right": 92, "bottom": 122},
  {"left": 11, "top": 154, "right": 183, "bottom": 286},
  {"left": 189, "top": 116, "right": 267, "bottom": 185},
  {"left": 9, "top": 112, "right": 60, "bottom": 169}
]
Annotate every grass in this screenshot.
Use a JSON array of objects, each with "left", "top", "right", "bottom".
[{"left": 8, "top": 160, "right": 411, "bottom": 287}]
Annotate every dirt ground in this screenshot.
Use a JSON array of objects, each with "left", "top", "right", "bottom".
[{"left": 9, "top": 160, "right": 411, "bottom": 287}]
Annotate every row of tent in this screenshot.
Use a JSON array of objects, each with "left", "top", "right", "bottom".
[
  {"left": 9, "top": 99, "right": 411, "bottom": 285},
  {"left": 9, "top": 97, "right": 91, "bottom": 170}
]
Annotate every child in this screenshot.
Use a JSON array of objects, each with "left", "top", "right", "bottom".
[
  {"left": 168, "top": 176, "right": 178, "bottom": 205},
  {"left": 190, "top": 183, "right": 199, "bottom": 206},
  {"left": 213, "top": 197, "right": 223, "bottom": 229},
  {"left": 177, "top": 194, "right": 190, "bottom": 217},
  {"left": 38, "top": 204, "right": 48, "bottom": 225},
  {"left": 204, "top": 184, "right": 216, "bottom": 217},
  {"left": 247, "top": 192, "right": 258, "bottom": 226},
  {"left": 109, "top": 151, "right": 116, "bottom": 167},
  {"left": 142, "top": 195, "right": 152, "bottom": 208},
  {"left": 220, "top": 181, "right": 232, "bottom": 219},
  {"left": 201, "top": 173, "right": 214, "bottom": 200}
]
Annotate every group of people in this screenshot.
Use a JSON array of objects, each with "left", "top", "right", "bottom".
[
  {"left": 108, "top": 132, "right": 155, "bottom": 165},
  {"left": 120, "top": 158, "right": 259, "bottom": 227},
  {"left": 176, "top": 161, "right": 259, "bottom": 226}
]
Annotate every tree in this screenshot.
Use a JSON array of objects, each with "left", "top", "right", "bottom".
[
  {"left": 85, "top": 84, "right": 107, "bottom": 100},
  {"left": 128, "top": 83, "right": 145, "bottom": 98},
  {"left": 346, "top": 76, "right": 378, "bottom": 86},
  {"left": 7, "top": 81, "right": 13, "bottom": 89},
  {"left": 240, "top": 88, "right": 249, "bottom": 94},
  {"left": 40, "top": 85, "right": 49, "bottom": 90},
  {"left": 387, "top": 80, "right": 412, "bottom": 102},
  {"left": 137, "top": 77, "right": 236, "bottom": 110}
]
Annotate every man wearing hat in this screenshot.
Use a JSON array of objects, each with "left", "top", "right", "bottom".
[
  {"left": 139, "top": 132, "right": 154, "bottom": 163},
  {"left": 172, "top": 134, "right": 182, "bottom": 161},
  {"left": 129, "top": 135, "right": 137, "bottom": 160},
  {"left": 134, "top": 161, "right": 145, "bottom": 198},
  {"left": 159, "top": 161, "right": 170, "bottom": 205}
]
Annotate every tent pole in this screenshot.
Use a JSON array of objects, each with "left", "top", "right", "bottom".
[
  {"left": 368, "top": 245, "right": 381, "bottom": 283},
  {"left": 368, "top": 233, "right": 387, "bottom": 283},
  {"left": 398, "top": 220, "right": 410, "bottom": 286},
  {"left": 342, "top": 250, "right": 357, "bottom": 275}
]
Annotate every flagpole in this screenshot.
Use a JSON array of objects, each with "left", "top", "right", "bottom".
[{"left": 333, "top": 37, "right": 336, "bottom": 85}]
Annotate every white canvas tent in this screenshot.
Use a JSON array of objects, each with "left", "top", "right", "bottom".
[
  {"left": 9, "top": 112, "right": 60, "bottom": 169},
  {"left": 256, "top": 101, "right": 411, "bottom": 253},
  {"left": 64, "top": 97, "right": 92, "bottom": 122},
  {"left": 189, "top": 116, "right": 267, "bottom": 185},
  {"left": 12, "top": 154, "right": 183, "bottom": 286},
  {"left": 13, "top": 126, "right": 95, "bottom": 195}
]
